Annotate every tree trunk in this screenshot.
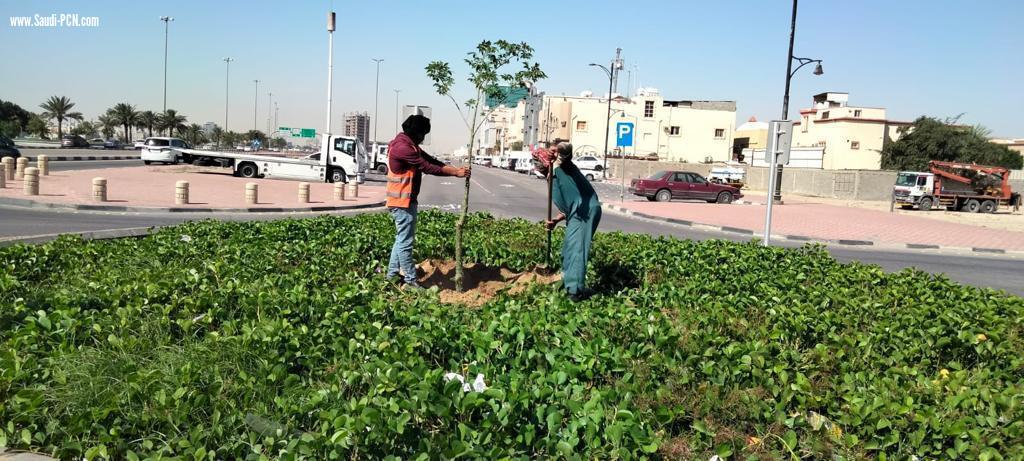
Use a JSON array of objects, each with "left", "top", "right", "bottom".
[
  {"left": 453, "top": 91, "right": 483, "bottom": 292},
  {"left": 57, "top": 118, "right": 62, "bottom": 140}
]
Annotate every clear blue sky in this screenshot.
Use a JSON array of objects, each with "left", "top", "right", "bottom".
[{"left": 2, "top": 0, "right": 1021, "bottom": 152}]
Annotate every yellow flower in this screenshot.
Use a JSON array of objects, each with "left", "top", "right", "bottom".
[
  {"left": 829, "top": 424, "right": 843, "bottom": 439},
  {"left": 939, "top": 369, "right": 950, "bottom": 378},
  {"left": 977, "top": 334, "right": 988, "bottom": 342},
  {"left": 746, "top": 436, "right": 761, "bottom": 446}
]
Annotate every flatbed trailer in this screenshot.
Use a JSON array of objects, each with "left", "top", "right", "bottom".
[{"left": 178, "top": 134, "right": 366, "bottom": 183}]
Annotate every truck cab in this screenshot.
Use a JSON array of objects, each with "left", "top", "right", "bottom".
[
  {"left": 369, "top": 142, "right": 388, "bottom": 174},
  {"left": 893, "top": 171, "right": 934, "bottom": 207}
]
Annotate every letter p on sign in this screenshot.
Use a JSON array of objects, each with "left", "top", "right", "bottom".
[{"left": 616, "top": 122, "right": 634, "bottom": 147}]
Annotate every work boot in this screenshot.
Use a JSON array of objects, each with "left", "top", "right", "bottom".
[
  {"left": 402, "top": 282, "right": 426, "bottom": 292},
  {"left": 568, "top": 288, "right": 594, "bottom": 302}
]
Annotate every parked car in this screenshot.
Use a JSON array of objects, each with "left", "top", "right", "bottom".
[
  {"left": 140, "top": 137, "right": 189, "bottom": 165},
  {"left": 580, "top": 168, "right": 605, "bottom": 181},
  {"left": 133, "top": 140, "right": 146, "bottom": 150},
  {"left": 575, "top": 155, "right": 604, "bottom": 171},
  {"left": 88, "top": 138, "right": 107, "bottom": 148},
  {"left": 629, "top": 170, "right": 742, "bottom": 203},
  {"left": 103, "top": 139, "right": 123, "bottom": 149},
  {"left": 61, "top": 134, "right": 89, "bottom": 148},
  {"left": 0, "top": 134, "right": 20, "bottom": 158}
]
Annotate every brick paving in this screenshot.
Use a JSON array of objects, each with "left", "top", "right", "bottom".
[
  {"left": 613, "top": 196, "right": 1024, "bottom": 251},
  {"left": 0, "top": 166, "right": 384, "bottom": 209}
]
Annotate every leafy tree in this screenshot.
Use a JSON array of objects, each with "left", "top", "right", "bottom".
[
  {"left": 510, "top": 141, "right": 524, "bottom": 151},
  {"left": 246, "top": 130, "right": 267, "bottom": 147},
  {"left": 157, "top": 109, "right": 187, "bottom": 136},
  {"left": 881, "top": 116, "right": 1022, "bottom": 170},
  {"left": 97, "top": 113, "right": 118, "bottom": 139},
  {"left": 222, "top": 131, "right": 240, "bottom": 148},
  {"left": 39, "top": 95, "right": 83, "bottom": 139},
  {"left": 183, "top": 123, "right": 206, "bottom": 146},
  {"left": 426, "top": 40, "right": 545, "bottom": 291},
  {"left": 210, "top": 126, "right": 224, "bottom": 148},
  {"left": 71, "top": 120, "right": 97, "bottom": 138},
  {"left": 0, "top": 99, "right": 31, "bottom": 136},
  {"left": 110, "top": 103, "right": 139, "bottom": 142},
  {"left": 137, "top": 110, "right": 158, "bottom": 138},
  {"left": 270, "top": 137, "right": 287, "bottom": 149},
  {"left": 25, "top": 114, "right": 49, "bottom": 139}
]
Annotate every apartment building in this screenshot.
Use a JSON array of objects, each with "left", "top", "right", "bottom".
[
  {"left": 343, "top": 112, "right": 371, "bottom": 148},
  {"left": 793, "top": 92, "right": 910, "bottom": 170}
]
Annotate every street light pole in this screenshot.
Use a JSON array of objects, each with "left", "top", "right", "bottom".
[
  {"left": 160, "top": 16, "right": 173, "bottom": 112},
  {"left": 223, "top": 57, "right": 233, "bottom": 138},
  {"left": 394, "top": 89, "right": 402, "bottom": 134},
  {"left": 774, "top": 0, "right": 822, "bottom": 204},
  {"left": 372, "top": 58, "right": 383, "bottom": 145},
  {"left": 589, "top": 63, "right": 615, "bottom": 173},
  {"left": 267, "top": 92, "right": 272, "bottom": 135},
  {"left": 253, "top": 80, "right": 260, "bottom": 132}
]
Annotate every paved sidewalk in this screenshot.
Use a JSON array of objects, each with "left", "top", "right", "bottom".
[
  {"left": 0, "top": 166, "right": 383, "bottom": 211},
  {"left": 610, "top": 197, "right": 1024, "bottom": 252}
]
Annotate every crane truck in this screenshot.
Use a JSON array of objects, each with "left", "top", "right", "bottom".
[
  {"left": 893, "top": 160, "right": 1020, "bottom": 213},
  {"left": 177, "top": 135, "right": 366, "bottom": 183}
]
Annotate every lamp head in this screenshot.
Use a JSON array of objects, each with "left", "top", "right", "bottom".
[{"left": 813, "top": 62, "right": 824, "bottom": 75}]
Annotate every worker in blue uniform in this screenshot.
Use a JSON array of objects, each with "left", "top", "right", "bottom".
[{"left": 542, "top": 142, "right": 602, "bottom": 302}]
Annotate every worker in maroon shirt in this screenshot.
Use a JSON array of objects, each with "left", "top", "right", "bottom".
[{"left": 386, "top": 114, "right": 469, "bottom": 289}]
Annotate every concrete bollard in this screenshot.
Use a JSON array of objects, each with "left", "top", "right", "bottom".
[
  {"left": 2, "top": 157, "right": 13, "bottom": 181},
  {"left": 298, "top": 182, "right": 310, "bottom": 203},
  {"left": 245, "top": 182, "right": 258, "bottom": 205},
  {"left": 0, "top": 163, "right": 5, "bottom": 189},
  {"left": 15, "top": 157, "right": 28, "bottom": 180},
  {"left": 23, "top": 167, "right": 39, "bottom": 196},
  {"left": 333, "top": 182, "right": 346, "bottom": 201},
  {"left": 346, "top": 181, "right": 358, "bottom": 199},
  {"left": 93, "top": 177, "right": 107, "bottom": 202},
  {"left": 37, "top": 154, "right": 49, "bottom": 176},
  {"left": 175, "top": 180, "right": 189, "bottom": 205}
]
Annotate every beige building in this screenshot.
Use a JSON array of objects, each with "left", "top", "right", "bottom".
[
  {"left": 792, "top": 92, "right": 910, "bottom": 170},
  {"left": 733, "top": 116, "right": 768, "bottom": 161},
  {"left": 991, "top": 138, "right": 1024, "bottom": 158},
  {"left": 522, "top": 89, "right": 736, "bottom": 163}
]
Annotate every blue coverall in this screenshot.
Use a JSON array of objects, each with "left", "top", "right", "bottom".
[{"left": 551, "top": 161, "right": 602, "bottom": 296}]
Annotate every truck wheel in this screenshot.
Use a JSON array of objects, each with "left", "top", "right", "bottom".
[
  {"left": 586, "top": 173, "right": 595, "bottom": 181},
  {"left": 980, "top": 200, "right": 997, "bottom": 213},
  {"left": 964, "top": 199, "right": 981, "bottom": 213},
  {"left": 238, "top": 162, "right": 259, "bottom": 178},
  {"left": 376, "top": 164, "right": 387, "bottom": 175},
  {"left": 716, "top": 191, "right": 733, "bottom": 204},
  {"left": 330, "top": 168, "right": 346, "bottom": 183},
  {"left": 655, "top": 189, "right": 671, "bottom": 202},
  {"left": 918, "top": 197, "right": 933, "bottom": 211},
  {"left": 143, "top": 160, "right": 152, "bottom": 165}
]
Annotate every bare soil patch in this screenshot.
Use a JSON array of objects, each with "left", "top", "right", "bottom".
[{"left": 416, "top": 259, "right": 561, "bottom": 306}]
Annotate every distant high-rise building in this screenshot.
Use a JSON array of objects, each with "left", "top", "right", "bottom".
[
  {"left": 343, "top": 112, "right": 371, "bottom": 147},
  {"left": 201, "top": 122, "right": 217, "bottom": 135}
]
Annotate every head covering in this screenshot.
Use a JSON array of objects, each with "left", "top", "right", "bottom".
[
  {"left": 401, "top": 115, "right": 431, "bottom": 143},
  {"left": 531, "top": 143, "right": 555, "bottom": 174},
  {"left": 555, "top": 142, "right": 573, "bottom": 163}
]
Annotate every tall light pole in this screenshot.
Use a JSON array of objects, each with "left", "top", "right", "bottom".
[
  {"left": 160, "top": 16, "right": 174, "bottom": 112},
  {"left": 394, "top": 89, "right": 402, "bottom": 134},
  {"left": 372, "top": 58, "right": 383, "bottom": 145},
  {"left": 589, "top": 63, "right": 614, "bottom": 172},
  {"left": 223, "top": 57, "right": 233, "bottom": 137},
  {"left": 325, "top": 12, "right": 335, "bottom": 136},
  {"left": 252, "top": 80, "right": 260, "bottom": 131},
  {"left": 774, "top": 0, "right": 823, "bottom": 204},
  {"left": 267, "top": 92, "right": 272, "bottom": 135}
]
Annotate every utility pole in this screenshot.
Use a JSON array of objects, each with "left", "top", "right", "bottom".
[
  {"left": 267, "top": 92, "right": 272, "bottom": 135},
  {"left": 372, "top": 58, "right": 383, "bottom": 144},
  {"left": 223, "top": 57, "right": 233, "bottom": 137},
  {"left": 160, "top": 16, "right": 173, "bottom": 112},
  {"left": 252, "top": 80, "right": 260, "bottom": 131},
  {"left": 325, "top": 12, "right": 335, "bottom": 136},
  {"left": 394, "top": 89, "right": 402, "bottom": 134}
]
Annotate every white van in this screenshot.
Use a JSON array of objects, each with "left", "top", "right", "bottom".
[{"left": 141, "top": 137, "right": 189, "bottom": 165}]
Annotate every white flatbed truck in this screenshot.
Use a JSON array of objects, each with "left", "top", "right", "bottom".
[{"left": 177, "top": 134, "right": 366, "bottom": 183}]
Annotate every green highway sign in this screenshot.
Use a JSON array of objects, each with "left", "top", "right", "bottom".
[{"left": 278, "top": 127, "right": 317, "bottom": 138}]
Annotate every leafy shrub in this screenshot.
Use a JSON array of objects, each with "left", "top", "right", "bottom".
[{"left": 1, "top": 211, "right": 1022, "bottom": 460}]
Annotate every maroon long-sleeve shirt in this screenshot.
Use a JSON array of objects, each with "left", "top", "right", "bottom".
[{"left": 387, "top": 132, "right": 446, "bottom": 204}]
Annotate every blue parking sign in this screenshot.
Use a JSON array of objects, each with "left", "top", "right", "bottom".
[{"left": 616, "top": 122, "right": 634, "bottom": 147}]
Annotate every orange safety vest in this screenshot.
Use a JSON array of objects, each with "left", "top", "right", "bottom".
[{"left": 386, "top": 168, "right": 414, "bottom": 208}]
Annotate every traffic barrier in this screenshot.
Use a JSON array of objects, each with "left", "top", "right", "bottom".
[
  {"left": 23, "top": 167, "right": 39, "bottom": 196},
  {"left": 37, "top": 154, "right": 49, "bottom": 175},
  {"left": 298, "top": 182, "right": 310, "bottom": 203},
  {"left": 334, "top": 182, "right": 345, "bottom": 200},
  {"left": 245, "top": 182, "right": 258, "bottom": 205},
  {"left": 175, "top": 180, "right": 189, "bottom": 205},
  {"left": 347, "top": 181, "right": 358, "bottom": 198},
  {"left": 2, "top": 157, "right": 13, "bottom": 181},
  {"left": 93, "top": 177, "right": 107, "bottom": 202},
  {"left": 15, "top": 157, "right": 28, "bottom": 180}
]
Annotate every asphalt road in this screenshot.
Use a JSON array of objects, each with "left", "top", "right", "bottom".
[
  {"left": 48, "top": 159, "right": 145, "bottom": 171},
  {"left": 0, "top": 162, "right": 1021, "bottom": 295}
]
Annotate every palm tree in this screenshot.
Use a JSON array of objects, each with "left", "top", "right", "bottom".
[
  {"left": 97, "top": 113, "right": 118, "bottom": 139},
  {"left": 137, "top": 110, "right": 158, "bottom": 137},
  {"left": 157, "top": 109, "right": 187, "bottom": 137},
  {"left": 111, "top": 103, "right": 139, "bottom": 142},
  {"left": 210, "top": 126, "right": 224, "bottom": 148},
  {"left": 184, "top": 123, "right": 206, "bottom": 146},
  {"left": 39, "top": 95, "right": 83, "bottom": 139}
]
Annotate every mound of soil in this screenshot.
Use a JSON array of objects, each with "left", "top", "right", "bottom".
[{"left": 417, "top": 259, "right": 561, "bottom": 306}]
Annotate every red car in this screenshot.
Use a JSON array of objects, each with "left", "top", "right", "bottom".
[{"left": 630, "top": 170, "right": 743, "bottom": 203}]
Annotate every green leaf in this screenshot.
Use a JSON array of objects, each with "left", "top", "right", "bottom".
[{"left": 783, "top": 430, "right": 797, "bottom": 450}]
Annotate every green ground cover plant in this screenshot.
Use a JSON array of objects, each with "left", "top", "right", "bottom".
[{"left": 1, "top": 211, "right": 1022, "bottom": 460}]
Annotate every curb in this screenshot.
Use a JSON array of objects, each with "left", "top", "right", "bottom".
[
  {"left": 602, "top": 203, "right": 1024, "bottom": 256},
  {"left": 19, "top": 155, "right": 141, "bottom": 162},
  {"left": 0, "top": 196, "right": 386, "bottom": 214}
]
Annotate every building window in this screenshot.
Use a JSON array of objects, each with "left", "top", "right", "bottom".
[
  {"left": 560, "top": 121, "right": 566, "bottom": 127},
  {"left": 669, "top": 126, "right": 680, "bottom": 136},
  {"left": 801, "top": 116, "right": 809, "bottom": 132},
  {"left": 822, "top": 111, "right": 830, "bottom": 119},
  {"left": 854, "top": 109, "right": 862, "bottom": 118},
  {"left": 851, "top": 141, "right": 860, "bottom": 150},
  {"left": 644, "top": 101, "right": 655, "bottom": 118},
  {"left": 714, "top": 128, "right": 725, "bottom": 139},
  {"left": 575, "top": 121, "right": 587, "bottom": 131}
]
